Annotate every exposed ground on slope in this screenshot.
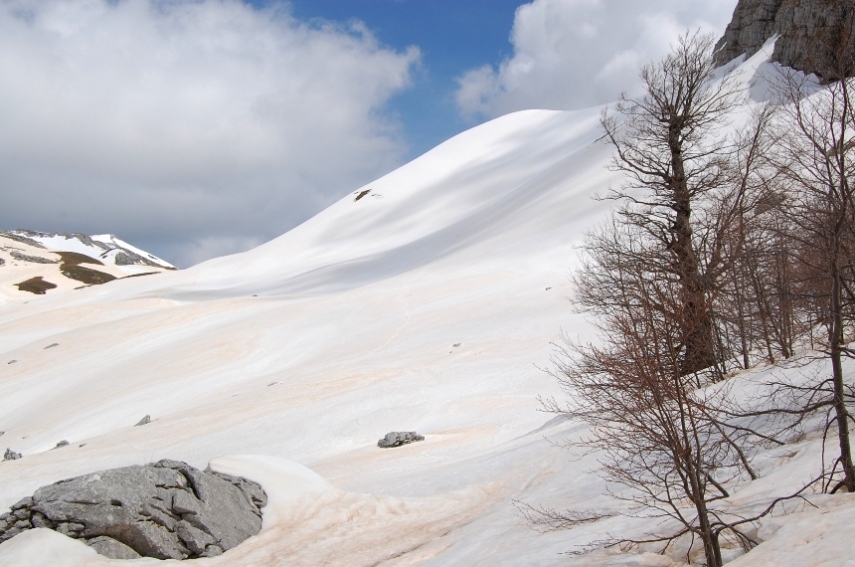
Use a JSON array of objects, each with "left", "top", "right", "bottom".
[
  {"left": 14, "top": 277, "right": 58, "bottom": 295},
  {"left": 56, "top": 252, "right": 104, "bottom": 267},
  {"left": 56, "top": 252, "right": 116, "bottom": 286}
]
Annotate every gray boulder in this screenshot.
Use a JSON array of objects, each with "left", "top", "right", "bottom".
[
  {"left": 0, "top": 459, "right": 267, "bottom": 560},
  {"left": 378, "top": 431, "right": 425, "bottom": 448},
  {"left": 3, "top": 448, "right": 21, "bottom": 461}
]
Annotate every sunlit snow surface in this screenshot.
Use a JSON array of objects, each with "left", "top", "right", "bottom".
[{"left": 1, "top": 44, "right": 852, "bottom": 566}]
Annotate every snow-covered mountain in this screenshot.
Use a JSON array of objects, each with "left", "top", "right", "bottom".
[
  {"left": 0, "top": 45, "right": 851, "bottom": 567},
  {"left": 0, "top": 230, "right": 175, "bottom": 302},
  {"left": 4, "top": 229, "right": 174, "bottom": 270}
]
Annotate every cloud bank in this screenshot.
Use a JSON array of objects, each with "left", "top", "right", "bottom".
[
  {"left": 0, "top": 0, "right": 418, "bottom": 266},
  {"left": 456, "top": 0, "right": 737, "bottom": 119}
]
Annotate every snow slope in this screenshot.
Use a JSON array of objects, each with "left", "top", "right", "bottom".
[{"left": 0, "top": 44, "right": 850, "bottom": 566}]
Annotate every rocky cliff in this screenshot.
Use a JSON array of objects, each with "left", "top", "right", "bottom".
[{"left": 715, "top": 0, "right": 854, "bottom": 79}]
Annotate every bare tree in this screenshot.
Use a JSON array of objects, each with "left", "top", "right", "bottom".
[
  {"left": 770, "top": 46, "right": 855, "bottom": 491},
  {"left": 600, "top": 31, "right": 737, "bottom": 377},
  {"left": 535, "top": 34, "right": 788, "bottom": 567},
  {"left": 715, "top": 107, "right": 803, "bottom": 367},
  {"left": 543, "top": 219, "right": 790, "bottom": 566}
]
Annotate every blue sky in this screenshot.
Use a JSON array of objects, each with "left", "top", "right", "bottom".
[
  {"left": 0, "top": 0, "right": 737, "bottom": 266},
  {"left": 251, "top": 0, "right": 528, "bottom": 159}
]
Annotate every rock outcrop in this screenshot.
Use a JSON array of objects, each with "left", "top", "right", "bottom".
[
  {"left": 377, "top": 431, "right": 425, "bottom": 448},
  {"left": 0, "top": 459, "right": 267, "bottom": 560},
  {"left": 715, "top": 0, "right": 855, "bottom": 79}
]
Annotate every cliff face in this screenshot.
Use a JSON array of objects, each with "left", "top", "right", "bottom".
[
  {"left": 714, "top": 0, "right": 785, "bottom": 64},
  {"left": 715, "top": 0, "right": 854, "bottom": 79}
]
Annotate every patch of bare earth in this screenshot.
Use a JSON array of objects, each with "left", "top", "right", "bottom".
[
  {"left": 15, "top": 277, "right": 58, "bottom": 295},
  {"left": 56, "top": 252, "right": 117, "bottom": 286}
]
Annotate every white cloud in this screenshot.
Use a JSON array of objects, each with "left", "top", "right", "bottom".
[
  {"left": 455, "top": 0, "right": 737, "bottom": 119},
  {"left": 0, "top": 0, "right": 419, "bottom": 266}
]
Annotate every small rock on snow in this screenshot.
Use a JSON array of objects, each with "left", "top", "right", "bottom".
[
  {"left": 3, "top": 448, "right": 22, "bottom": 461},
  {"left": 378, "top": 432, "right": 425, "bottom": 448}
]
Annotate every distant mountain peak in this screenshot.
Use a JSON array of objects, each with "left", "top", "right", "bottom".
[
  {"left": 4, "top": 230, "right": 175, "bottom": 270},
  {"left": 0, "top": 229, "right": 175, "bottom": 300}
]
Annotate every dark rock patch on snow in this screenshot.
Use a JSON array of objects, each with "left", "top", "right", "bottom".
[
  {"left": 3, "top": 448, "right": 21, "bottom": 461},
  {"left": 0, "top": 459, "right": 267, "bottom": 560},
  {"left": 113, "top": 250, "right": 156, "bottom": 267},
  {"left": 378, "top": 431, "right": 425, "bottom": 448},
  {"left": 0, "top": 231, "right": 45, "bottom": 248},
  {"left": 8, "top": 250, "right": 58, "bottom": 264}
]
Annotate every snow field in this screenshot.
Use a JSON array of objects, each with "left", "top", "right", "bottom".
[{"left": 0, "top": 41, "right": 852, "bottom": 566}]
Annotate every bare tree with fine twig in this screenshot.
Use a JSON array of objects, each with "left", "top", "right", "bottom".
[
  {"left": 765, "top": 30, "right": 855, "bottom": 492},
  {"left": 533, "top": 33, "right": 817, "bottom": 567}
]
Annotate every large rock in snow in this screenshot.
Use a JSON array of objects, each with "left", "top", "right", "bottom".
[{"left": 0, "top": 459, "right": 266, "bottom": 560}]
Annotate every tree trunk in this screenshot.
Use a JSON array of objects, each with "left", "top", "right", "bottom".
[
  {"left": 668, "top": 123, "right": 717, "bottom": 375},
  {"left": 830, "top": 253, "right": 855, "bottom": 491},
  {"left": 686, "top": 452, "right": 722, "bottom": 567}
]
